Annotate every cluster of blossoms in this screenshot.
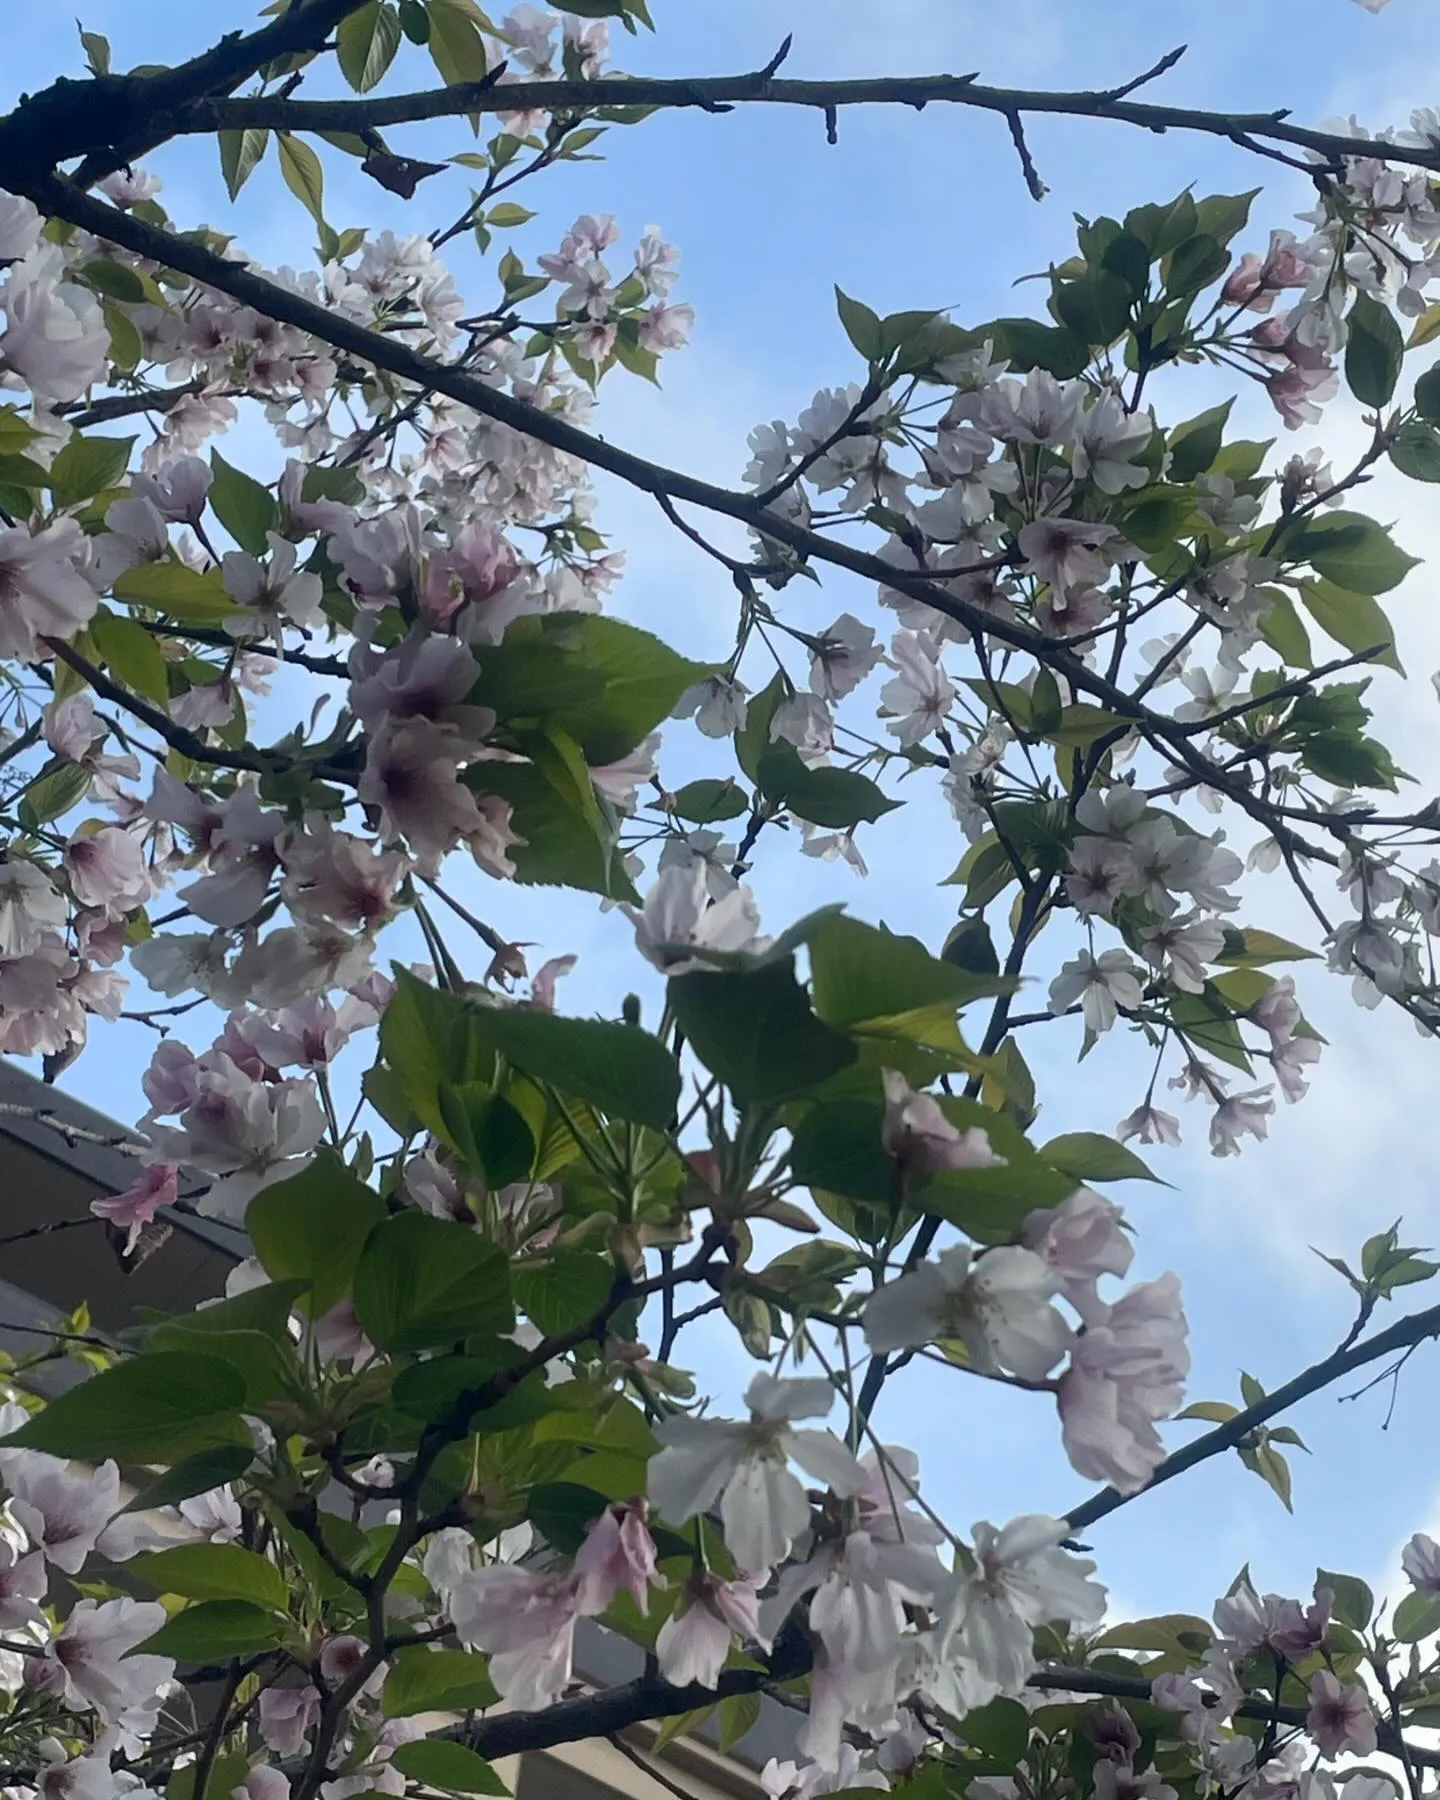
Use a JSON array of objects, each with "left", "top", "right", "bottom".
[{"left": 0, "top": 5, "right": 1438, "bottom": 1800}]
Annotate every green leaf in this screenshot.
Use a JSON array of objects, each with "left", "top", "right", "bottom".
[
  {"left": 132, "top": 1543, "right": 288, "bottom": 1611},
  {"left": 958, "top": 1696, "right": 1032, "bottom": 1766},
  {"left": 1053, "top": 271, "right": 1131, "bottom": 346},
  {"left": 19, "top": 761, "right": 91, "bottom": 827},
  {"left": 527, "top": 1482, "right": 610, "bottom": 1553},
  {"left": 1316, "top": 1569, "right": 1373, "bottom": 1630},
  {"left": 1177, "top": 1400, "right": 1240, "bottom": 1424},
  {"left": 81, "top": 259, "right": 146, "bottom": 304},
  {"left": 0, "top": 408, "right": 38, "bottom": 455},
  {"left": 1167, "top": 399, "right": 1233, "bottom": 483},
  {"left": 809, "top": 914, "right": 1008, "bottom": 1032},
  {"left": 471, "top": 614, "right": 707, "bottom": 765},
  {"left": 671, "top": 779, "right": 748, "bottom": 825},
  {"left": 1394, "top": 1590, "right": 1440, "bottom": 1643},
  {"left": 78, "top": 26, "right": 112, "bottom": 74},
  {"left": 514, "top": 1251, "right": 615, "bottom": 1335},
  {"left": 1414, "top": 363, "right": 1440, "bottom": 420},
  {"left": 121, "top": 1446, "right": 256, "bottom": 1516},
  {"left": 147, "top": 1280, "right": 306, "bottom": 1409},
  {"left": 992, "top": 318, "right": 1089, "bottom": 378},
  {"left": 1215, "top": 928, "right": 1317, "bottom": 969},
  {"left": 104, "top": 303, "right": 142, "bottom": 373},
  {"left": 437, "top": 1085, "right": 535, "bottom": 1187},
  {"left": 1238, "top": 1440, "right": 1293, "bottom": 1511},
  {"left": 134, "top": 1599, "right": 285, "bottom": 1661},
  {"left": 277, "top": 133, "right": 327, "bottom": 229},
  {"left": 246, "top": 1152, "right": 388, "bottom": 1316},
  {"left": 1125, "top": 193, "right": 1198, "bottom": 256},
  {"left": 462, "top": 1005, "right": 681, "bottom": 1133},
  {"left": 1299, "top": 578, "right": 1403, "bottom": 674},
  {"left": 338, "top": 1, "right": 403, "bottom": 90},
  {"left": 789, "top": 1102, "right": 896, "bottom": 1210},
  {"left": 90, "top": 608, "right": 170, "bottom": 702},
  {"left": 1345, "top": 292, "right": 1403, "bottom": 408},
  {"left": 427, "top": 0, "right": 490, "bottom": 84},
  {"left": 475, "top": 760, "right": 634, "bottom": 902},
  {"left": 1163, "top": 235, "right": 1229, "bottom": 298},
  {"left": 3, "top": 1352, "right": 245, "bottom": 1462},
  {"left": 112, "top": 560, "right": 234, "bottom": 624},
  {"left": 1171, "top": 988, "right": 1252, "bottom": 1075},
  {"left": 717, "top": 1690, "right": 761, "bottom": 1754},
  {"left": 379, "top": 969, "right": 497, "bottom": 1140},
  {"left": 1094, "top": 1614, "right": 1214, "bottom": 1653},
  {"left": 209, "top": 451, "right": 277, "bottom": 558},
  {"left": 354, "top": 1211, "right": 514, "bottom": 1353},
  {"left": 391, "top": 1743, "right": 508, "bottom": 1796},
  {"left": 668, "top": 958, "right": 857, "bottom": 1104},
  {"left": 1043, "top": 704, "right": 1130, "bottom": 748},
  {"left": 1390, "top": 420, "right": 1440, "bottom": 483},
  {"left": 383, "top": 1647, "right": 500, "bottom": 1717},
  {"left": 835, "top": 287, "right": 884, "bottom": 361},
  {"left": 734, "top": 672, "right": 785, "bottom": 783},
  {"left": 1193, "top": 189, "right": 1260, "bottom": 247},
  {"left": 1040, "top": 1132, "right": 1159, "bottom": 1184},
  {"left": 219, "top": 128, "right": 270, "bottom": 201},
  {"left": 49, "top": 433, "right": 134, "bottom": 508},
  {"left": 399, "top": 0, "right": 431, "bottom": 40},
  {"left": 773, "top": 765, "right": 899, "bottom": 830},
  {"left": 1259, "top": 588, "right": 1313, "bottom": 670},
  {"left": 486, "top": 202, "right": 536, "bottom": 228}
]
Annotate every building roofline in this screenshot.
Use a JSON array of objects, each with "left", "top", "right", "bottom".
[{"left": 0, "top": 1060, "right": 248, "bottom": 1262}]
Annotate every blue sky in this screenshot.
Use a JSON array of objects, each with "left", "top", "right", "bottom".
[{"left": 9, "top": 0, "right": 1440, "bottom": 1625}]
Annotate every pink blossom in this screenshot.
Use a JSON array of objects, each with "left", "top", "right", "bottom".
[
  {"left": 280, "top": 822, "right": 407, "bottom": 933},
  {"left": 1116, "top": 1104, "right": 1182, "bottom": 1147},
  {"left": 638, "top": 302, "right": 695, "bottom": 351},
  {"left": 451, "top": 1564, "right": 583, "bottom": 1711},
  {"left": 133, "top": 456, "right": 212, "bottom": 524},
  {"left": 1, "top": 244, "right": 111, "bottom": 402},
  {"left": 360, "top": 720, "right": 501, "bottom": 874},
  {"left": 64, "top": 827, "right": 150, "bottom": 915},
  {"left": 0, "top": 518, "right": 99, "bottom": 662},
  {"left": 1023, "top": 1188, "right": 1133, "bottom": 1321},
  {"left": 1058, "top": 1273, "right": 1190, "bottom": 1493},
  {"left": 258, "top": 1684, "right": 320, "bottom": 1756},
  {"left": 1266, "top": 365, "right": 1338, "bottom": 431},
  {"left": 40, "top": 1595, "right": 173, "bottom": 1724},
  {"left": 655, "top": 1572, "right": 767, "bottom": 1689},
  {"left": 881, "top": 1070, "right": 1004, "bottom": 1178},
  {"left": 572, "top": 1502, "right": 665, "bottom": 1616},
  {"left": 90, "top": 1162, "right": 179, "bottom": 1254},
  {"left": 1306, "top": 1671, "right": 1376, "bottom": 1758},
  {"left": 0, "top": 1539, "right": 46, "bottom": 1629}
]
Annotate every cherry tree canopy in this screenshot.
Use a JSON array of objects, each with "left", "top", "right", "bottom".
[{"left": 0, "top": 6, "right": 1438, "bottom": 1800}]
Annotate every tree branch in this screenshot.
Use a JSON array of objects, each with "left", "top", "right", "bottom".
[
  {"left": 181, "top": 64, "right": 1440, "bottom": 177},
  {"left": 0, "top": 0, "right": 375, "bottom": 182},
  {"left": 1032, "top": 1666, "right": 1440, "bottom": 1770},
  {"left": 1065, "top": 1296, "right": 1440, "bottom": 1533}
]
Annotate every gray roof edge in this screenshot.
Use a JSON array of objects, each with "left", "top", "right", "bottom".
[{"left": 0, "top": 1060, "right": 247, "bottom": 1261}]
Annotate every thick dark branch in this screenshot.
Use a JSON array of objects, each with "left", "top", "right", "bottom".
[
  {"left": 0, "top": 0, "right": 374, "bottom": 177},
  {"left": 1033, "top": 1667, "right": 1440, "bottom": 1770},
  {"left": 185, "top": 64, "right": 1440, "bottom": 175},
  {"left": 464, "top": 1630, "right": 812, "bottom": 1762},
  {"left": 59, "top": 382, "right": 206, "bottom": 430},
  {"left": 44, "top": 636, "right": 284, "bottom": 776},
  {"left": 1065, "top": 1296, "right": 1440, "bottom": 1533}
]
